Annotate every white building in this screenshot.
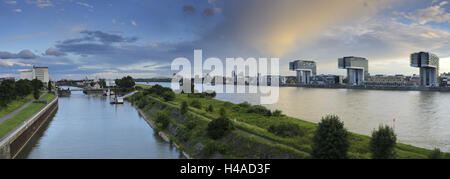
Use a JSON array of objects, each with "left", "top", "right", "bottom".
[
  {"left": 20, "top": 69, "right": 34, "bottom": 81},
  {"left": 19, "top": 66, "right": 50, "bottom": 84}
]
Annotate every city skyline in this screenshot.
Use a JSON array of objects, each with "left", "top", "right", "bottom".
[{"left": 2, "top": 0, "right": 450, "bottom": 80}]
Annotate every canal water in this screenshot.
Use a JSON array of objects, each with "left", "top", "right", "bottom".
[
  {"left": 142, "top": 82, "right": 450, "bottom": 151},
  {"left": 17, "top": 87, "right": 183, "bottom": 159}
]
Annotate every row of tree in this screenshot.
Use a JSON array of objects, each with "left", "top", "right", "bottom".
[
  {"left": 0, "top": 79, "right": 44, "bottom": 107},
  {"left": 312, "top": 115, "right": 397, "bottom": 159}
]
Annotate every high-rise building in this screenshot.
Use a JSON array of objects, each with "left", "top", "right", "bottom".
[
  {"left": 410, "top": 52, "right": 439, "bottom": 87},
  {"left": 338, "top": 56, "right": 369, "bottom": 85},
  {"left": 289, "top": 60, "right": 317, "bottom": 84}
]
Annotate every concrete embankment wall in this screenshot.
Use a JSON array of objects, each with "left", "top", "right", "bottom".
[{"left": 0, "top": 96, "right": 58, "bottom": 159}]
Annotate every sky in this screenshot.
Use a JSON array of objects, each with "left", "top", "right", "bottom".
[{"left": 1, "top": 0, "right": 450, "bottom": 80}]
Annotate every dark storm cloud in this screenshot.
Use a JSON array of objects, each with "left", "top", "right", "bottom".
[
  {"left": 183, "top": 5, "right": 195, "bottom": 14},
  {"left": 0, "top": 49, "right": 37, "bottom": 59},
  {"left": 203, "top": 8, "right": 214, "bottom": 16}
]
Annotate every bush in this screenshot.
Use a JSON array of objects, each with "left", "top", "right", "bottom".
[
  {"left": 370, "top": 125, "right": 397, "bottom": 159},
  {"left": 207, "top": 108, "right": 234, "bottom": 139},
  {"left": 177, "top": 127, "right": 190, "bottom": 142},
  {"left": 268, "top": 122, "right": 303, "bottom": 138},
  {"left": 202, "top": 140, "right": 228, "bottom": 157},
  {"left": 272, "top": 110, "right": 283, "bottom": 117},
  {"left": 312, "top": 115, "right": 349, "bottom": 159},
  {"left": 162, "top": 90, "right": 175, "bottom": 101},
  {"left": 206, "top": 104, "right": 214, "bottom": 112},
  {"left": 247, "top": 105, "right": 271, "bottom": 116},
  {"left": 156, "top": 111, "right": 170, "bottom": 129},
  {"left": 146, "top": 84, "right": 175, "bottom": 101},
  {"left": 429, "top": 148, "right": 443, "bottom": 159},
  {"left": 185, "top": 116, "right": 197, "bottom": 130},
  {"left": 181, "top": 101, "right": 188, "bottom": 115},
  {"left": 238, "top": 101, "right": 251, "bottom": 108},
  {"left": 190, "top": 99, "right": 202, "bottom": 109}
]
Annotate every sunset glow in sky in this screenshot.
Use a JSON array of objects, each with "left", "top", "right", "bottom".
[{"left": 1, "top": 0, "right": 450, "bottom": 79}]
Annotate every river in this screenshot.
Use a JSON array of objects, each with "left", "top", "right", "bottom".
[
  {"left": 141, "top": 82, "right": 450, "bottom": 151},
  {"left": 16, "top": 87, "right": 184, "bottom": 159}
]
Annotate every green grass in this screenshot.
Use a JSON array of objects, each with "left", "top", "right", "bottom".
[
  {"left": 0, "top": 94, "right": 37, "bottom": 119},
  {"left": 131, "top": 89, "right": 444, "bottom": 159},
  {"left": 0, "top": 93, "right": 56, "bottom": 139}
]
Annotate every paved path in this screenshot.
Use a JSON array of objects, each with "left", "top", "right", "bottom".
[
  {"left": 121, "top": 91, "right": 138, "bottom": 98},
  {"left": 0, "top": 93, "right": 47, "bottom": 124}
]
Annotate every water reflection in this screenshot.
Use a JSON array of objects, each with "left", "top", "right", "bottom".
[
  {"left": 18, "top": 87, "right": 183, "bottom": 159},
  {"left": 140, "top": 82, "right": 450, "bottom": 151}
]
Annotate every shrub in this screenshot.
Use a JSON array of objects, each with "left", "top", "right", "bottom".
[
  {"left": 180, "top": 101, "right": 188, "bottom": 115},
  {"left": 162, "top": 90, "right": 175, "bottom": 101},
  {"left": 185, "top": 116, "right": 197, "bottom": 130},
  {"left": 207, "top": 108, "right": 234, "bottom": 139},
  {"left": 268, "top": 122, "right": 303, "bottom": 138},
  {"left": 190, "top": 99, "right": 202, "bottom": 109},
  {"left": 156, "top": 111, "right": 170, "bottom": 129},
  {"left": 272, "top": 110, "right": 283, "bottom": 117},
  {"left": 370, "top": 125, "right": 397, "bottom": 159},
  {"left": 206, "top": 104, "right": 214, "bottom": 112},
  {"left": 247, "top": 105, "right": 271, "bottom": 116},
  {"left": 202, "top": 140, "right": 228, "bottom": 157},
  {"left": 429, "top": 148, "right": 443, "bottom": 159},
  {"left": 177, "top": 127, "right": 190, "bottom": 142},
  {"left": 312, "top": 115, "right": 349, "bottom": 159},
  {"left": 238, "top": 101, "right": 251, "bottom": 108}
]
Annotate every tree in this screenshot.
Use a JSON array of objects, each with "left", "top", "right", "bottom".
[
  {"left": 190, "top": 99, "right": 201, "bottom": 109},
  {"left": 180, "top": 101, "right": 188, "bottom": 115},
  {"left": 98, "top": 79, "right": 106, "bottom": 88},
  {"left": 206, "top": 104, "right": 214, "bottom": 112},
  {"left": 207, "top": 107, "right": 234, "bottom": 139},
  {"left": 115, "top": 76, "right": 135, "bottom": 89},
  {"left": 48, "top": 81, "right": 53, "bottom": 92},
  {"left": 156, "top": 111, "right": 170, "bottom": 129},
  {"left": 370, "top": 125, "right": 397, "bottom": 159},
  {"left": 0, "top": 79, "right": 16, "bottom": 107},
  {"left": 429, "top": 148, "right": 442, "bottom": 159},
  {"left": 32, "top": 78, "right": 43, "bottom": 100},
  {"left": 312, "top": 115, "right": 349, "bottom": 159},
  {"left": 15, "top": 79, "right": 32, "bottom": 98}
]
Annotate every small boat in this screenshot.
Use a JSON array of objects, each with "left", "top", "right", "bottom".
[
  {"left": 110, "top": 91, "right": 115, "bottom": 95},
  {"left": 110, "top": 97, "right": 124, "bottom": 104},
  {"left": 103, "top": 91, "right": 108, "bottom": 96}
]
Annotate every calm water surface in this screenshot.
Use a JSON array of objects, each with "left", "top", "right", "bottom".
[
  {"left": 142, "top": 82, "right": 450, "bottom": 151},
  {"left": 17, "top": 87, "right": 183, "bottom": 159}
]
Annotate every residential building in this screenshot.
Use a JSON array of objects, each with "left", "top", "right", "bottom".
[
  {"left": 338, "top": 56, "right": 369, "bottom": 85},
  {"left": 410, "top": 52, "right": 439, "bottom": 87}
]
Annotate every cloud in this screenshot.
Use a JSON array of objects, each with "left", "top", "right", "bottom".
[
  {"left": 203, "top": 8, "right": 214, "bottom": 16},
  {"left": 26, "top": 0, "right": 53, "bottom": 8},
  {"left": 0, "top": 50, "right": 38, "bottom": 59},
  {"left": 183, "top": 5, "right": 195, "bottom": 14},
  {"left": 44, "top": 48, "right": 67, "bottom": 56},
  {"left": 203, "top": 0, "right": 398, "bottom": 57},
  {"left": 5, "top": 1, "right": 17, "bottom": 5},
  {"left": 398, "top": 1, "right": 450, "bottom": 24},
  {"left": 13, "top": 8, "right": 22, "bottom": 13},
  {"left": 76, "top": 2, "right": 94, "bottom": 11},
  {"left": 131, "top": 20, "right": 137, "bottom": 26}
]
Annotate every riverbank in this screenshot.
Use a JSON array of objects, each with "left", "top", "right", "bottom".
[
  {"left": 281, "top": 84, "right": 450, "bottom": 92},
  {"left": 0, "top": 93, "right": 58, "bottom": 159},
  {"left": 129, "top": 85, "right": 443, "bottom": 159}
]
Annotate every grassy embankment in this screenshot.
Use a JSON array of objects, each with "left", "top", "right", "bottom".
[
  {"left": 130, "top": 84, "right": 443, "bottom": 159},
  {"left": 0, "top": 93, "right": 39, "bottom": 119},
  {"left": 0, "top": 93, "right": 56, "bottom": 138}
]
